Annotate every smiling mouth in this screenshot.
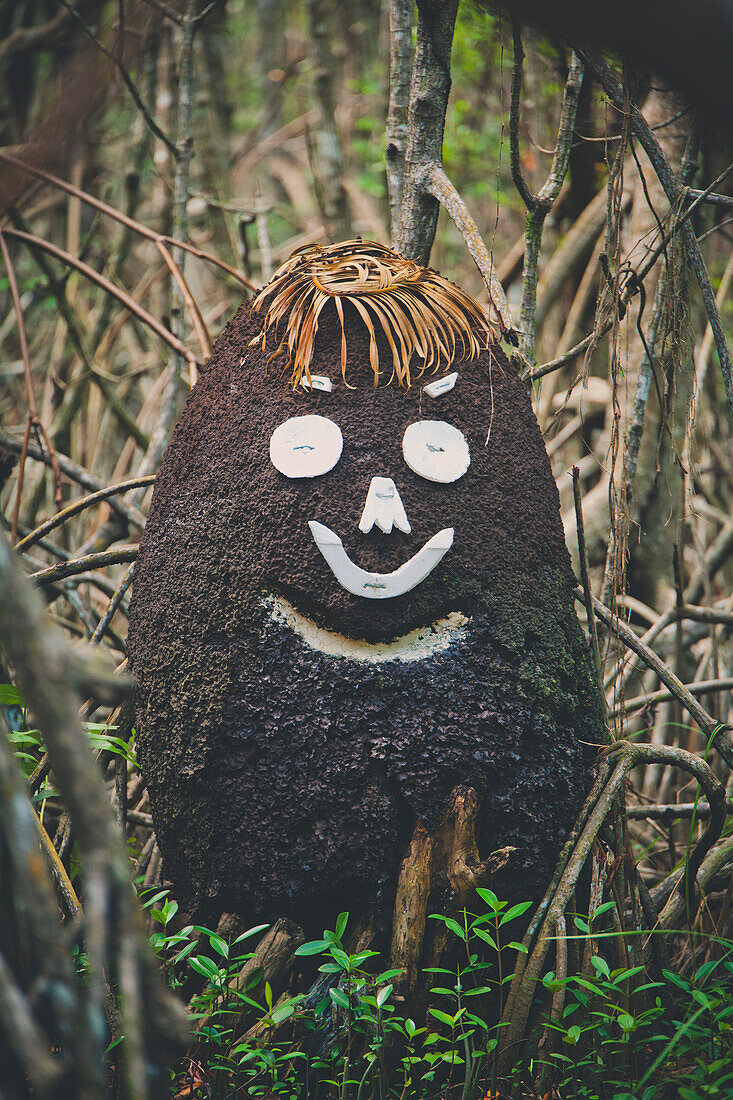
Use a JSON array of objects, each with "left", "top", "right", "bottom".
[{"left": 308, "top": 520, "right": 454, "bottom": 599}]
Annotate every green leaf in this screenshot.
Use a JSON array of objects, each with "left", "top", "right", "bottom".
[
  {"left": 207, "top": 934, "right": 229, "bottom": 959},
  {"left": 162, "top": 900, "right": 178, "bottom": 924},
  {"left": 0, "top": 684, "right": 24, "bottom": 706},
  {"left": 427, "top": 914, "right": 466, "bottom": 939},
  {"left": 499, "top": 902, "right": 532, "bottom": 925},
  {"left": 475, "top": 888, "right": 500, "bottom": 910},
  {"left": 295, "top": 939, "right": 331, "bottom": 956},
  {"left": 663, "top": 969, "right": 691, "bottom": 991},
  {"left": 590, "top": 955, "right": 611, "bottom": 979},
  {"left": 334, "top": 912, "right": 348, "bottom": 941},
  {"left": 429, "top": 1007, "right": 463, "bottom": 1027},
  {"left": 376, "top": 983, "right": 393, "bottom": 1008},
  {"left": 474, "top": 928, "right": 498, "bottom": 951},
  {"left": 271, "top": 1003, "right": 295, "bottom": 1025},
  {"left": 375, "top": 967, "right": 404, "bottom": 982},
  {"left": 233, "top": 924, "right": 269, "bottom": 943},
  {"left": 329, "top": 987, "right": 350, "bottom": 1010},
  {"left": 330, "top": 947, "right": 351, "bottom": 970},
  {"left": 190, "top": 956, "right": 222, "bottom": 983}
]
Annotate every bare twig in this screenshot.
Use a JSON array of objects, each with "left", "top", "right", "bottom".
[
  {"left": 57, "top": 0, "right": 178, "bottom": 155},
  {"left": 91, "top": 563, "right": 135, "bottom": 646},
  {"left": 626, "top": 800, "right": 733, "bottom": 821},
  {"left": 427, "top": 166, "right": 518, "bottom": 338},
  {"left": 611, "top": 677, "right": 733, "bottom": 719},
  {"left": 0, "top": 429, "right": 147, "bottom": 530}
]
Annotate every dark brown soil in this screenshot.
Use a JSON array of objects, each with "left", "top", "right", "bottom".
[{"left": 127, "top": 295, "right": 604, "bottom": 928}]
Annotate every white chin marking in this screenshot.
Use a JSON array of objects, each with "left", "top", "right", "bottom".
[
  {"left": 308, "top": 520, "right": 453, "bottom": 599},
  {"left": 264, "top": 594, "right": 468, "bottom": 663}
]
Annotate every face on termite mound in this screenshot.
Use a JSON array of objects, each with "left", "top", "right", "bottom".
[
  {"left": 155, "top": 239, "right": 570, "bottom": 647},
  {"left": 227, "top": 326, "right": 566, "bottom": 647}
]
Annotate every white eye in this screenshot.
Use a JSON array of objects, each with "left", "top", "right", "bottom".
[
  {"left": 270, "top": 415, "right": 343, "bottom": 478},
  {"left": 402, "top": 420, "right": 470, "bottom": 483}
]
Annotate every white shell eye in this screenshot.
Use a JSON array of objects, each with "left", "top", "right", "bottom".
[
  {"left": 270, "top": 415, "right": 343, "bottom": 478},
  {"left": 402, "top": 420, "right": 470, "bottom": 483}
]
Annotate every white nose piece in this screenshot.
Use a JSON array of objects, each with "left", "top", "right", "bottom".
[{"left": 359, "top": 476, "right": 412, "bottom": 535}]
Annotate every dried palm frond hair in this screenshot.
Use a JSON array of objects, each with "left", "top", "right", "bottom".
[{"left": 249, "top": 239, "right": 498, "bottom": 388}]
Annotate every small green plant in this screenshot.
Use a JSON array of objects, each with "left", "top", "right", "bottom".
[{"left": 147, "top": 888, "right": 733, "bottom": 1100}]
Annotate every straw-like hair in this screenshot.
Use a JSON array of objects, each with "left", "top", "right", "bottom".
[{"left": 249, "top": 239, "right": 497, "bottom": 387}]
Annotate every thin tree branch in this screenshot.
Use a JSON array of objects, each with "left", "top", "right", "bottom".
[
  {"left": 0, "top": 152, "right": 256, "bottom": 289},
  {"left": 57, "top": 0, "right": 178, "bottom": 155},
  {"left": 508, "top": 18, "right": 535, "bottom": 211},
  {"left": 30, "top": 546, "right": 139, "bottom": 586},
  {"left": 16, "top": 476, "right": 153, "bottom": 552},
  {"left": 512, "top": 37, "right": 585, "bottom": 363},
  {"left": 611, "top": 677, "right": 733, "bottom": 719}
]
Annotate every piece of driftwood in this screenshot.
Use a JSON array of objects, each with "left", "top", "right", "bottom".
[{"left": 390, "top": 785, "right": 516, "bottom": 1003}]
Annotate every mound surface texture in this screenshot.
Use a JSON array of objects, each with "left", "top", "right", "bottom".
[{"left": 127, "top": 297, "right": 603, "bottom": 924}]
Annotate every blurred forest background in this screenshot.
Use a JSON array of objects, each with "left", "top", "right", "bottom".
[{"left": 2, "top": 1, "right": 733, "bottom": 1098}]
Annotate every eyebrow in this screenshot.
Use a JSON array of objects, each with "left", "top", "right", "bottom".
[
  {"left": 423, "top": 372, "right": 458, "bottom": 399},
  {"left": 300, "top": 374, "right": 333, "bottom": 393}
]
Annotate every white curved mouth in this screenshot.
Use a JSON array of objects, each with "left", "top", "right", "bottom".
[{"left": 308, "top": 520, "right": 454, "bottom": 599}]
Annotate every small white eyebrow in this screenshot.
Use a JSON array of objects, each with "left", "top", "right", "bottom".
[
  {"left": 423, "top": 372, "right": 458, "bottom": 399},
  {"left": 301, "top": 374, "right": 333, "bottom": 393}
]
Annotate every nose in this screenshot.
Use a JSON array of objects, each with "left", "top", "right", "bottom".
[{"left": 359, "top": 476, "right": 411, "bottom": 535}]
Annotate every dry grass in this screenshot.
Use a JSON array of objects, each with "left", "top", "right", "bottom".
[{"left": 249, "top": 239, "right": 498, "bottom": 387}]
